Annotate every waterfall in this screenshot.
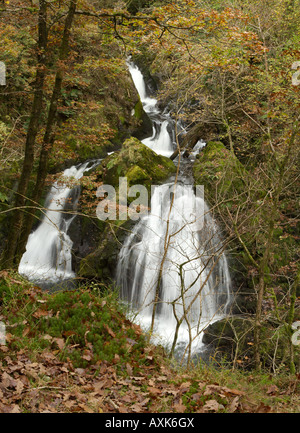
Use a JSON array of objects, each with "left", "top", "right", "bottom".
[
  {"left": 19, "top": 160, "right": 99, "bottom": 288},
  {"left": 128, "top": 61, "right": 175, "bottom": 158},
  {"left": 117, "top": 61, "right": 232, "bottom": 357},
  {"left": 117, "top": 183, "right": 231, "bottom": 354}
]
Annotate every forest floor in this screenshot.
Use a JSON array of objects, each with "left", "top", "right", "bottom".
[
  {"left": 0, "top": 345, "right": 299, "bottom": 414},
  {"left": 0, "top": 272, "right": 299, "bottom": 414}
]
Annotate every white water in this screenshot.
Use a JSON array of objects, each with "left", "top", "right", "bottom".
[
  {"left": 127, "top": 61, "right": 175, "bottom": 158},
  {"left": 117, "top": 62, "right": 232, "bottom": 358},
  {"left": 19, "top": 160, "right": 99, "bottom": 286},
  {"left": 117, "top": 184, "right": 231, "bottom": 355}
]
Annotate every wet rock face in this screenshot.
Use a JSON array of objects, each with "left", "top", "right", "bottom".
[{"left": 131, "top": 100, "right": 153, "bottom": 141}]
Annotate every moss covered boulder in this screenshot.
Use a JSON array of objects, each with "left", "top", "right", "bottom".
[
  {"left": 100, "top": 136, "right": 176, "bottom": 189},
  {"left": 203, "top": 315, "right": 299, "bottom": 370},
  {"left": 202, "top": 316, "right": 255, "bottom": 368},
  {"left": 193, "top": 142, "right": 253, "bottom": 318},
  {"left": 78, "top": 219, "right": 134, "bottom": 282},
  {"left": 193, "top": 141, "right": 245, "bottom": 204}
]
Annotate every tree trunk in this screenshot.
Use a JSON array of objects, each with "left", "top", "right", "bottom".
[
  {"left": 17, "top": 0, "right": 78, "bottom": 261},
  {"left": 1, "top": 0, "right": 48, "bottom": 269}
]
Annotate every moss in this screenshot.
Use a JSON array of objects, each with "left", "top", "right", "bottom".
[
  {"left": 203, "top": 317, "right": 255, "bottom": 367},
  {"left": 127, "top": 165, "right": 149, "bottom": 185},
  {"left": 193, "top": 141, "right": 246, "bottom": 204},
  {"left": 0, "top": 274, "right": 150, "bottom": 370},
  {"left": 134, "top": 100, "right": 144, "bottom": 120},
  {"left": 101, "top": 136, "right": 176, "bottom": 188}
]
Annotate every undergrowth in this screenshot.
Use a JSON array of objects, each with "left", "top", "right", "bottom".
[
  {"left": 0, "top": 272, "right": 155, "bottom": 374},
  {"left": 0, "top": 271, "right": 299, "bottom": 413}
]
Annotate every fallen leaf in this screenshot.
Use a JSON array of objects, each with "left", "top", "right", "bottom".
[
  {"left": 131, "top": 376, "right": 144, "bottom": 382},
  {"left": 93, "top": 380, "right": 106, "bottom": 393},
  {"left": 22, "top": 327, "right": 30, "bottom": 337},
  {"left": 42, "top": 334, "right": 53, "bottom": 341},
  {"left": 173, "top": 399, "right": 186, "bottom": 412},
  {"left": 118, "top": 405, "right": 128, "bottom": 413},
  {"left": 228, "top": 396, "right": 240, "bottom": 413},
  {"left": 162, "top": 388, "right": 178, "bottom": 397},
  {"left": 32, "top": 309, "right": 52, "bottom": 319},
  {"left": 0, "top": 346, "right": 8, "bottom": 353},
  {"left": 15, "top": 379, "right": 24, "bottom": 395},
  {"left": 204, "top": 385, "right": 221, "bottom": 396},
  {"left": 256, "top": 402, "right": 272, "bottom": 413},
  {"left": 131, "top": 402, "right": 143, "bottom": 412},
  {"left": 191, "top": 393, "right": 202, "bottom": 402},
  {"left": 78, "top": 403, "right": 93, "bottom": 413},
  {"left": 10, "top": 404, "right": 21, "bottom": 413},
  {"left": 147, "top": 386, "right": 161, "bottom": 396},
  {"left": 156, "top": 375, "right": 168, "bottom": 382},
  {"left": 222, "top": 386, "right": 245, "bottom": 397},
  {"left": 266, "top": 385, "right": 279, "bottom": 395},
  {"left": 203, "top": 399, "right": 222, "bottom": 412},
  {"left": 126, "top": 363, "right": 133, "bottom": 376},
  {"left": 82, "top": 350, "right": 92, "bottom": 361},
  {"left": 53, "top": 338, "right": 65, "bottom": 350},
  {"left": 180, "top": 381, "right": 191, "bottom": 389},
  {"left": 104, "top": 324, "right": 115, "bottom": 338},
  {"left": 1, "top": 372, "right": 14, "bottom": 388}
]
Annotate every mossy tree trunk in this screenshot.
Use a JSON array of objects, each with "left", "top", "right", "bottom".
[
  {"left": 1, "top": 0, "right": 48, "bottom": 269},
  {"left": 17, "top": 0, "right": 78, "bottom": 262}
]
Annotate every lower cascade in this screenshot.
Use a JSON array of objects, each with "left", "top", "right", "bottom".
[
  {"left": 116, "top": 183, "right": 232, "bottom": 357},
  {"left": 19, "top": 160, "right": 99, "bottom": 288}
]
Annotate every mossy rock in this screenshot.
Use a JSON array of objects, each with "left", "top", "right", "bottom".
[
  {"left": 132, "top": 100, "right": 152, "bottom": 140},
  {"left": 193, "top": 141, "right": 250, "bottom": 305},
  {"left": 126, "top": 165, "right": 149, "bottom": 184},
  {"left": 203, "top": 316, "right": 255, "bottom": 367},
  {"left": 78, "top": 219, "right": 135, "bottom": 281},
  {"left": 193, "top": 141, "right": 246, "bottom": 204},
  {"left": 203, "top": 315, "right": 299, "bottom": 370},
  {"left": 101, "top": 136, "right": 176, "bottom": 189},
  {"left": 127, "top": 0, "right": 151, "bottom": 14}
]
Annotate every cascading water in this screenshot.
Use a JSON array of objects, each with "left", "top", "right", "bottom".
[
  {"left": 19, "top": 160, "right": 100, "bottom": 288},
  {"left": 117, "top": 62, "right": 232, "bottom": 358},
  {"left": 127, "top": 61, "right": 175, "bottom": 158}
]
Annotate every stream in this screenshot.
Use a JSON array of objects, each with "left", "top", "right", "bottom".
[{"left": 18, "top": 60, "right": 232, "bottom": 359}]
